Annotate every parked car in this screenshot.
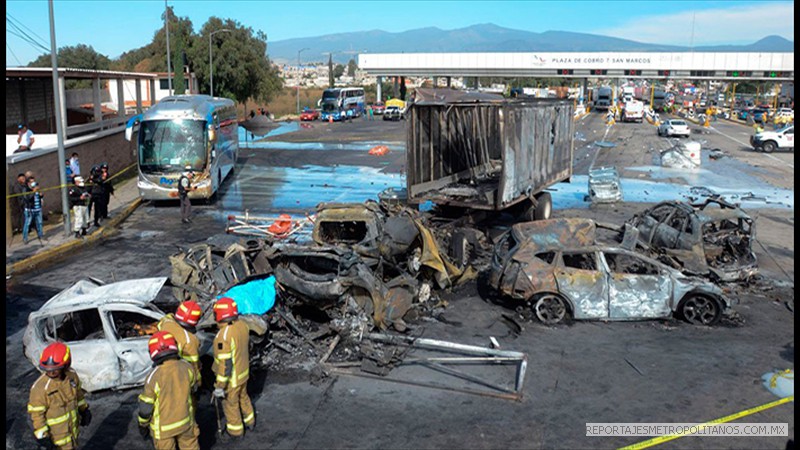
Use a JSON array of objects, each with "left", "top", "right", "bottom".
[
  {"left": 488, "top": 218, "right": 734, "bottom": 325},
  {"left": 300, "top": 107, "right": 320, "bottom": 121},
  {"left": 752, "top": 125, "right": 794, "bottom": 153},
  {"left": 383, "top": 106, "right": 404, "bottom": 121},
  {"left": 22, "top": 277, "right": 215, "bottom": 392},
  {"left": 657, "top": 119, "right": 690, "bottom": 137},
  {"left": 622, "top": 199, "right": 758, "bottom": 282},
  {"left": 372, "top": 102, "right": 386, "bottom": 115}
]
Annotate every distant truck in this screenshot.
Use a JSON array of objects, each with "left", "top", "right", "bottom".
[
  {"left": 406, "top": 89, "right": 574, "bottom": 221},
  {"left": 621, "top": 100, "right": 645, "bottom": 122},
  {"left": 594, "top": 87, "right": 613, "bottom": 111},
  {"left": 621, "top": 86, "right": 635, "bottom": 103},
  {"left": 652, "top": 90, "right": 669, "bottom": 112}
]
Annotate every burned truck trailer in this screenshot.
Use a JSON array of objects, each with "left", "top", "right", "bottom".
[{"left": 406, "top": 92, "right": 573, "bottom": 220}]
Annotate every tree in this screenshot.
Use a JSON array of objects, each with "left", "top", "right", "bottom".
[
  {"left": 328, "top": 54, "right": 334, "bottom": 88},
  {"left": 347, "top": 58, "right": 357, "bottom": 77},
  {"left": 333, "top": 64, "right": 345, "bottom": 79},
  {"left": 28, "top": 44, "right": 111, "bottom": 89}
]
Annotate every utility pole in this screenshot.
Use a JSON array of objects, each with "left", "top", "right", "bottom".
[
  {"left": 48, "top": 0, "right": 71, "bottom": 236},
  {"left": 165, "top": 0, "right": 172, "bottom": 95},
  {"left": 297, "top": 48, "right": 309, "bottom": 114}
]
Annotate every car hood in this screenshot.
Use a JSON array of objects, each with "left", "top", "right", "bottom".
[{"left": 38, "top": 277, "right": 168, "bottom": 312}]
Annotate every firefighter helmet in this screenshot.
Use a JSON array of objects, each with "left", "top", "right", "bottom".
[
  {"left": 214, "top": 297, "right": 238, "bottom": 322},
  {"left": 148, "top": 331, "right": 179, "bottom": 360},
  {"left": 39, "top": 342, "right": 71, "bottom": 372},
  {"left": 174, "top": 300, "right": 202, "bottom": 327}
]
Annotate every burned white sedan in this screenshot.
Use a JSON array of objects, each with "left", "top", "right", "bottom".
[
  {"left": 22, "top": 277, "right": 214, "bottom": 392},
  {"left": 488, "top": 219, "right": 735, "bottom": 325}
]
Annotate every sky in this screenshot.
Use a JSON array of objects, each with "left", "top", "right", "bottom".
[{"left": 5, "top": 0, "right": 795, "bottom": 66}]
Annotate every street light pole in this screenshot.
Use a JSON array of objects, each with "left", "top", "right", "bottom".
[
  {"left": 165, "top": 0, "right": 172, "bottom": 95},
  {"left": 48, "top": 0, "right": 71, "bottom": 236},
  {"left": 209, "top": 29, "right": 232, "bottom": 97},
  {"left": 297, "top": 47, "right": 309, "bottom": 115}
]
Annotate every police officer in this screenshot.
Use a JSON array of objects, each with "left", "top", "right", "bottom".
[
  {"left": 156, "top": 301, "right": 202, "bottom": 378},
  {"left": 212, "top": 297, "right": 255, "bottom": 439},
  {"left": 178, "top": 166, "right": 196, "bottom": 224},
  {"left": 27, "top": 342, "right": 91, "bottom": 449},
  {"left": 137, "top": 331, "right": 200, "bottom": 449}
]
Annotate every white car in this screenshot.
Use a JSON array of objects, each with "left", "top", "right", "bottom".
[
  {"left": 22, "top": 277, "right": 214, "bottom": 392},
  {"left": 658, "top": 119, "right": 691, "bottom": 137},
  {"left": 752, "top": 125, "right": 794, "bottom": 153}
]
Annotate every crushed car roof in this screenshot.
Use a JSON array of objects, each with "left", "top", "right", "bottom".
[
  {"left": 510, "top": 218, "right": 596, "bottom": 251},
  {"left": 38, "top": 277, "right": 168, "bottom": 311}
]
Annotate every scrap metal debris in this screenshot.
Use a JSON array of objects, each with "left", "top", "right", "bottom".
[{"left": 588, "top": 167, "right": 623, "bottom": 203}]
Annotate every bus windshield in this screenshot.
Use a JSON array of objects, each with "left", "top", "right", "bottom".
[
  {"left": 138, "top": 119, "right": 207, "bottom": 173},
  {"left": 321, "top": 101, "right": 339, "bottom": 112}
]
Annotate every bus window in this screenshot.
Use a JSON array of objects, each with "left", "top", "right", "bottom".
[{"left": 138, "top": 119, "right": 207, "bottom": 172}]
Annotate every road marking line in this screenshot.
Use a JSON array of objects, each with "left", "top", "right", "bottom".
[
  {"left": 617, "top": 395, "right": 794, "bottom": 450},
  {"left": 708, "top": 126, "right": 794, "bottom": 169}
]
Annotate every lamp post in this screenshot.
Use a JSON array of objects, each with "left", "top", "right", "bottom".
[
  {"left": 296, "top": 47, "right": 310, "bottom": 115},
  {"left": 209, "top": 29, "right": 232, "bottom": 97},
  {"left": 165, "top": 0, "right": 172, "bottom": 96}
]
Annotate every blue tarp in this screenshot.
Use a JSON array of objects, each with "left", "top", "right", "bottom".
[{"left": 216, "top": 276, "right": 276, "bottom": 315}]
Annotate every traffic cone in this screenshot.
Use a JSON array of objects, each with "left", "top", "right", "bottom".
[{"left": 329, "top": 115, "right": 333, "bottom": 124}]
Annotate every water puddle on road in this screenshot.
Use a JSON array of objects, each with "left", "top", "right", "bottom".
[
  {"left": 217, "top": 163, "right": 405, "bottom": 217},
  {"left": 238, "top": 122, "right": 299, "bottom": 143},
  {"left": 548, "top": 175, "right": 794, "bottom": 210},
  {"left": 240, "top": 140, "right": 406, "bottom": 152}
]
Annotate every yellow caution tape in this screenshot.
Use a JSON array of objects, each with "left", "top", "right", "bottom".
[
  {"left": 769, "top": 369, "right": 793, "bottom": 389},
  {"left": 6, "top": 163, "right": 137, "bottom": 199},
  {"left": 618, "top": 395, "right": 794, "bottom": 450}
]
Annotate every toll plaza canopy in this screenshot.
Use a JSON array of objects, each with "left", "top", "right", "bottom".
[{"left": 359, "top": 52, "right": 794, "bottom": 80}]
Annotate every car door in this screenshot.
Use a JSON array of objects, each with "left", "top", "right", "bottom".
[
  {"left": 554, "top": 250, "right": 608, "bottom": 319},
  {"left": 601, "top": 251, "right": 672, "bottom": 319},
  {"left": 37, "top": 308, "right": 121, "bottom": 392},
  {"left": 780, "top": 127, "right": 794, "bottom": 149},
  {"left": 100, "top": 305, "right": 163, "bottom": 387}
]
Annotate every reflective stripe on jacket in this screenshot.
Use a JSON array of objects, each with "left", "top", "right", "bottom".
[
  {"left": 27, "top": 369, "right": 87, "bottom": 445},
  {"left": 213, "top": 320, "right": 250, "bottom": 389},
  {"left": 137, "top": 359, "right": 198, "bottom": 440},
  {"left": 157, "top": 314, "right": 201, "bottom": 375}
]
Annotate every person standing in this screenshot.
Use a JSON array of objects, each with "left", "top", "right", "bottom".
[
  {"left": 23, "top": 179, "right": 45, "bottom": 244},
  {"left": 27, "top": 342, "right": 91, "bottom": 450},
  {"left": 68, "top": 177, "right": 91, "bottom": 238},
  {"left": 100, "top": 164, "right": 114, "bottom": 220},
  {"left": 65, "top": 160, "right": 74, "bottom": 183},
  {"left": 178, "top": 166, "right": 196, "bottom": 224},
  {"left": 68, "top": 153, "right": 81, "bottom": 179},
  {"left": 11, "top": 173, "right": 29, "bottom": 233},
  {"left": 89, "top": 166, "right": 105, "bottom": 228},
  {"left": 16, "top": 124, "right": 35, "bottom": 152},
  {"left": 137, "top": 331, "right": 200, "bottom": 449},
  {"left": 367, "top": 104, "right": 374, "bottom": 121},
  {"left": 212, "top": 297, "right": 255, "bottom": 439},
  {"left": 156, "top": 301, "right": 202, "bottom": 379}
]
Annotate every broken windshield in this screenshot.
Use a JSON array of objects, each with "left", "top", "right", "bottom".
[{"left": 138, "top": 119, "right": 207, "bottom": 173}]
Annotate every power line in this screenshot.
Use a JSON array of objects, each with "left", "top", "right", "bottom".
[
  {"left": 6, "top": 14, "right": 50, "bottom": 52},
  {"left": 7, "top": 42, "right": 23, "bottom": 66},
  {"left": 7, "top": 12, "right": 49, "bottom": 48},
  {"left": 6, "top": 17, "right": 50, "bottom": 54}
]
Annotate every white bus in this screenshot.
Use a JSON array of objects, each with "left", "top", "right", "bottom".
[
  {"left": 319, "top": 87, "right": 365, "bottom": 121},
  {"left": 125, "top": 95, "right": 238, "bottom": 200}
]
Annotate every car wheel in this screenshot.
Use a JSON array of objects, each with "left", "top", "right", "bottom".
[
  {"left": 679, "top": 294, "right": 722, "bottom": 325},
  {"left": 532, "top": 294, "right": 568, "bottom": 325},
  {"left": 533, "top": 192, "right": 552, "bottom": 220},
  {"left": 762, "top": 141, "right": 777, "bottom": 153}
]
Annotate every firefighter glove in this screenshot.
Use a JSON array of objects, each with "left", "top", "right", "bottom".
[
  {"left": 213, "top": 387, "right": 226, "bottom": 399},
  {"left": 35, "top": 437, "right": 54, "bottom": 450},
  {"left": 80, "top": 408, "right": 92, "bottom": 426},
  {"left": 138, "top": 424, "right": 150, "bottom": 440}
]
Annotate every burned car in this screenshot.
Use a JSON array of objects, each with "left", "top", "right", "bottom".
[
  {"left": 22, "top": 277, "right": 214, "bottom": 392},
  {"left": 588, "top": 167, "right": 623, "bottom": 203},
  {"left": 622, "top": 199, "right": 757, "bottom": 282},
  {"left": 488, "top": 218, "right": 735, "bottom": 325}
]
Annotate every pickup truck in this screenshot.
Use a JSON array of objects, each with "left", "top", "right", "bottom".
[{"left": 752, "top": 125, "right": 794, "bottom": 153}]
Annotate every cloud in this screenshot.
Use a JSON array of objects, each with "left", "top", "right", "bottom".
[{"left": 594, "top": 2, "right": 794, "bottom": 46}]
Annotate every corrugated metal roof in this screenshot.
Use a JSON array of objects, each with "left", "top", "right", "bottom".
[{"left": 5, "top": 67, "right": 158, "bottom": 79}]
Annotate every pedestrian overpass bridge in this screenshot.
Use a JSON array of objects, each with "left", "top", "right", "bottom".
[{"left": 359, "top": 52, "right": 793, "bottom": 81}]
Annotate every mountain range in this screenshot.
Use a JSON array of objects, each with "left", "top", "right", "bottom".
[{"left": 267, "top": 23, "right": 794, "bottom": 64}]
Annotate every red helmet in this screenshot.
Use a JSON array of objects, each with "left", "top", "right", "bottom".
[
  {"left": 148, "top": 331, "right": 179, "bottom": 360},
  {"left": 214, "top": 297, "right": 238, "bottom": 322},
  {"left": 174, "top": 300, "right": 202, "bottom": 327},
  {"left": 39, "top": 342, "right": 71, "bottom": 372}
]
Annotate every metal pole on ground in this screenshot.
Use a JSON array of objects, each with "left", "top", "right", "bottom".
[
  {"left": 48, "top": 0, "right": 71, "bottom": 236},
  {"left": 296, "top": 48, "right": 309, "bottom": 115},
  {"left": 165, "top": 0, "right": 172, "bottom": 96}
]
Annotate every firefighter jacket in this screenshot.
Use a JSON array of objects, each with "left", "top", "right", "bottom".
[
  {"left": 157, "top": 314, "right": 201, "bottom": 374},
  {"left": 137, "top": 358, "right": 198, "bottom": 441},
  {"left": 27, "top": 369, "right": 88, "bottom": 447},
  {"left": 212, "top": 319, "right": 250, "bottom": 390}
]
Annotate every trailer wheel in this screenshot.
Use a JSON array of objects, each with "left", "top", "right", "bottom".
[{"left": 533, "top": 192, "right": 552, "bottom": 220}]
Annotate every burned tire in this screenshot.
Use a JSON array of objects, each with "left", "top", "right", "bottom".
[
  {"left": 450, "top": 231, "right": 471, "bottom": 268},
  {"left": 532, "top": 293, "right": 568, "bottom": 325},
  {"left": 679, "top": 294, "right": 722, "bottom": 326},
  {"left": 762, "top": 141, "right": 777, "bottom": 153},
  {"left": 533, "top": 192, "right": 552, "bottom": 221}
]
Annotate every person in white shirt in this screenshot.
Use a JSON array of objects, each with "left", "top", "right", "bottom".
[{"left": 16, "top": 124, "right": 35, "bottom": 152}]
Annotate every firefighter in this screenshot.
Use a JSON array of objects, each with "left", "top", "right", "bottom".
[
  {"left": 212, "top": 297, "right": 255, "bottom": 438},
  {"left": 156, "top": 300, "right": 202, "bottom": 377},
  {"left": 27, "top": 342, "right": 91, "bottom": 450},
  {"left": 137, "top": 331, "right": 200, "bottom": 450}
]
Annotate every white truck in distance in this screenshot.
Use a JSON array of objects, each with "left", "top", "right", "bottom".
[{"left": 622, "top": 100, "right": 644, "bottom": 123}]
